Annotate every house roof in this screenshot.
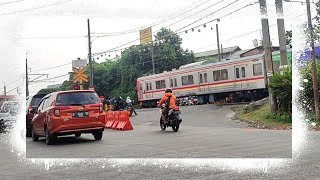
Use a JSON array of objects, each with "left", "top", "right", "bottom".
[{"left": 194, "top": 46, "right": 240, "bottom": 58}]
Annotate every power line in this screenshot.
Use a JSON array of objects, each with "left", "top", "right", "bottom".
[
  {"left": 20, "top": 35, "right": 86, "bottom": 39},
  {"left": 0, "top": 0, "right": 24, "bottom": 6},
  {"left": 93, "top": 0, "right": 255, "bottom": 55},
  {"left": 91, "top": 0, "right": 214, "bottom": 36},
  {"left": 31, "top": 74, "right": 69, "bottom": 83},
  {"left": 194, "top": 10, "right": 312, "bottom": 52},
  {"left": 6, "top": 76, "right": 23, "bottom": 87},
  {"left": 175, "top": 0, "right": 250, "bottom": 32},
  {"left": 31, "top": 62, "right": 72, "bottom": 72},
  {"left": 0, "top": 0, "right": 73, "bottom": 17},
  {"left": 92, "top": 0, "right": 232, "bottom": 55}
]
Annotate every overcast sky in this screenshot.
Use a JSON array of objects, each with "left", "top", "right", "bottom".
[{"left": 0, "top": 0, "right": 314, "bottom": 96}]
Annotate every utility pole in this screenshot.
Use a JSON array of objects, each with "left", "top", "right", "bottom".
[
  {"left": 216, "top": 21, "right": 221, "bottom": 62},
  {"left": 306, "top": 0, "right": 320, "bottom": 120},
  {"left": 3, "top": 83, "right": 6, "bottom": 101},
  {"left": 151, "top": 42, "right": 155, "bottom": 74},
  {"left": 259, "top": 0, "right": 278, "bottom": 113},
  {"left": 221, "top": 44, "right": 224, "bottom": 59},
  {"left": 275, "top": 0, "right": 288, "bottom": 67},
  {"left": 26, "top": 53, "right": 29, "bottom": 97},
  {"left": 87, "top": 19, "right": 94, "bottom": 89}
]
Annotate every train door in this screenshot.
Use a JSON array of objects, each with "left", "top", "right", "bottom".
[
  {"left": 234, "top": 66, "right": 247, "bottom": 89},
  {"left": 138, "top": 82, "right": 143, "bottom": 100},
  {"left": 198, "top": 72, "right": 208, "bottom": 93},
  {"left": 145, "top": 81, "right": 153, "bottom": 99}
]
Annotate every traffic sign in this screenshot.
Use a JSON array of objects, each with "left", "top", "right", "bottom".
[{"left": 72, "top": 67, "right": 88, "bottom": 89}]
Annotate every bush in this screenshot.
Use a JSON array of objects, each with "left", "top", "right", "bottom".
[
  {"left": 268, "top": 66, "right": 292, "bottom": 113},
  {"left": 266, "top": 112, "right": 292, "bottom": 123}
]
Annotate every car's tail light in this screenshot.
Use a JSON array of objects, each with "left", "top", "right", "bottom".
[
  {"left": 51, "top": 106, "right": 70, "bottom": 117},
  {"left": 28, "top": 105, "right": 33, "bottom": 113},
  {"left": 174, "top": 106, "right": 180, "bottom": 111},
  {"left": 90, "top": 103, "right": 104, "bottom": 113},
  {"left": 99, "top": 103, "right": 103, "bottom": 113}
]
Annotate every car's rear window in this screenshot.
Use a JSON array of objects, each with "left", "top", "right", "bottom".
[
  {"left": 30, "top": 97, "right": 43, "bottom": 107},
  {"left": 55, "top": 92, "right": 100, "bottom": 106}
]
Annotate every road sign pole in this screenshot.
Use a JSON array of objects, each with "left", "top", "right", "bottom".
[{"left": 80, "top": 79, "right": 83, "bottom": 90}]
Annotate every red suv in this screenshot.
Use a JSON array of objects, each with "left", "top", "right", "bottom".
[{"left": 31, "top": 90, "right": 105, "bottom": 145}]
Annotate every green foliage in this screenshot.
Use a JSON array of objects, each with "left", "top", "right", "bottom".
[
  {"left": 93, "top": 28, "right": 195, "bottom": 101},
  {"left": 285, "top": 30, "right": 292, "bottom": 48},
  {"left": 266, "top": 112, "right": 292, "bottom": 123},
  {"left": 268, "top": 66, "right": 292, "bottom": 113},
  {"left": 299, "top": 61, "right": 320, "bottom": 112}
]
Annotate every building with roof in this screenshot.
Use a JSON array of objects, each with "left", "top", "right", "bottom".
[{"left": 194, "top": 46, "right": 241, "bottom": 62}]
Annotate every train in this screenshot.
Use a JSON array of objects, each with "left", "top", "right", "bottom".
[{"left": 137, "top": 50, "right": 291, "bottom": 108}]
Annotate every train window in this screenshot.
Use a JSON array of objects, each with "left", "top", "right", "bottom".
[
  {"left": 213, "top": 70, "right": 221, "bottom": 81},
  {"left": 204, "top": 73, "right": 207, "bottom": 83},
  {"left": 241, "top": 67, "right": 246, "bottom": 77},
  {"left": 146, "top": 83, "right": 149, "bottom": 91},
  {"left": 236, "top": 68, "right": 240, "bottom": 78},
  {"left": 149, "top": 82, "right": 152, "bottom": 90},
  {"left": 181, "top": 75, "right": 194, "bottom": 86},
  {"left": 200, "top": 74, "right": 203, "bottom": 84},
  {"left": 170, "top": 79, "right": 174, "bottom": 87},
  {"left": 140, "top": 83, "right": 142, "bottom": 91},
  {"left": 221, "top": 69, "right": 228, "bottom": 80},
  {"left": 174, "top": 78, "right": 177, "bottom": 87},
  {"left": 156, "top": 80, "right": 166, "bottom": 89},
  {"left": 253, "top": 63, "right": 262, "bottom": 76}
]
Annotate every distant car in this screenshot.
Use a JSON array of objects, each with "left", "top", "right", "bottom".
[
  {"left": 31, "top": 90, "right": 105, "bottom": 145},
  {"left": 0, "top": 101, "right": 19, "bottom": 115},
  {"left": 26, "top": 94, "right": 47, "bottom": 137}
]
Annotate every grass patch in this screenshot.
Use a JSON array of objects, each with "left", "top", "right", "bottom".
[{"left": 234, "top": 102, "right": 292, "bottom": 129}]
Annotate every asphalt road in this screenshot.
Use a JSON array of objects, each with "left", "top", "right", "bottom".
[
  {"left": 1, "top": 104, "right": 320, "bottom": 179},
  {"left": 26, "top": 104, "right": 292, "bottom": 158}
]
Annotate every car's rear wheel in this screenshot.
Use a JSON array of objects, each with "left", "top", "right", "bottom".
[
  {"left": 45, "top": 127, "right": 55, "bottom": 145},
  {"left": 31, "top": 126, "right": 39, "bottom": 141},
  {"left": 26, "top": 127, "right": 32, "bottom": 137},
  {"left": 75, "top": 133, "right": 81, "bottom": 137},
  {"left": 93, "top": 131, "right": 103, "bottom": 140}
]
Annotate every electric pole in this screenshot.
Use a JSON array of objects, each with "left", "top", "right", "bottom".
[
  {"left": 275, "top": 0, "right": 288, "bottom": 67},
  {"left": 26, "top": 53, "right": 29, "bottom": 97},
  {"left": 87, "top": 19, "right": 94, "bottom": 89},
  {"left": 306, "top": 0, "right": 320, "bottom": 120},
  {"left": 259, "top": 0, "right": 278, "bottom": 113},
  {"left": 216, "top": 21, "right": 221, "bottom": 62},
  {"left": 151, "top": 42, "right": 155, "bottom": 74},
  {"left": 3, "top": 83, "right": 6, "bottom": 101}
]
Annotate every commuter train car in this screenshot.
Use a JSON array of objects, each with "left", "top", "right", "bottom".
[{"left": 137, "top": 53, "right": 269, "bottom": 108}]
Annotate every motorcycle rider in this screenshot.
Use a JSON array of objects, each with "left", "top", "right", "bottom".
[
  {"left": 126, "top": 97, "right": 137, "bottom": 115},
  {"left": 157, "top": 88, "right": 177, "bottom": 124}
]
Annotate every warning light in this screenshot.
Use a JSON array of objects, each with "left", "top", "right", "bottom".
[{"left": 73, "top": 85, "right": 79, "bottom": 90}]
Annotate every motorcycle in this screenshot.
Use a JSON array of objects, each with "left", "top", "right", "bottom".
[
  {"left": 127, "top": 105, "right": 133, "bottom": 117},
  {"left": 159, "top": 105, "right": 182, "bottom": 132}
]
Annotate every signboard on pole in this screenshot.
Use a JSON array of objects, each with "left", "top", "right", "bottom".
[
  {"left": 72, "top": 59, "right": 87, "bottom": 69},
  {"left": 140, "top": 27, "right": 152, "bottom": 45}
]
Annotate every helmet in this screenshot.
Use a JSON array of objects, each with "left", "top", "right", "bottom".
[{"left": 165, "top": 88, "right": 172, "bottom": 93}]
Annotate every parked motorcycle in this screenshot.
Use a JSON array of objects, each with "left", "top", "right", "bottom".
[{"left": 159, "top": 105, "right": 182, "bottom": 132}]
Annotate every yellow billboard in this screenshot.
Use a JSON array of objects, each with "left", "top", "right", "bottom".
[{"left": 140, "top": 27, "right": 152, "bottom": 45}]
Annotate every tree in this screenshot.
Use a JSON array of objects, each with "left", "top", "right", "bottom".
[
  {"left": 285, "top": 30, "right": 292, "bottom": 48},
  {"left": 268, "top": 66, "right": 292, "bottom": 113},
  {"left": 92, "top": 28, "right": 195, "bottom": 101}
]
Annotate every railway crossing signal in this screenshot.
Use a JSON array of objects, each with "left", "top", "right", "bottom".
[{"left": 73, "top": 67, "right": 88, "bottom": 90}]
